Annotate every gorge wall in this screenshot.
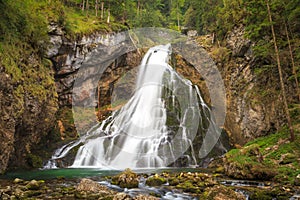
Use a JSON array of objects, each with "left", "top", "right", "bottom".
[
  {"left": 0, "top": 24, "right": 293, "bottom": 173},
  {"left": 0, "top": 52, "right": 57, "bottom": 173},
  {"left": 50, "top": 25, "right": 290, "bottom": 147},
  {"left": 214, "top": 26, "right": 288, "bottom": 145}
]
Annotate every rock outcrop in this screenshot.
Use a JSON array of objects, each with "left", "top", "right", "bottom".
[
  {"left": 47, "top": 24, "right": 142, "bottom": 140},
  {"left": 1, "top": 23, "right": 294, "bottom": 173},
  {"left": 49, "top": 24, "right": 290, "bottom": 155},
  {"left": 0, "top": 68, "right": 17, "bottom": 174},
  {"left": 219, "top": 26, "right": 286, "bottom": 144},
  {"left": 48, "top": 24, "right": 138, "bottom": 107},
  {"left": 0, "top": 54, "right": 57, "bottom": 173}
]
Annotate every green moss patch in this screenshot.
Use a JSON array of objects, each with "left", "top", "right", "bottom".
[
  {"left": 111, "top": 168, "right": 139, "bottom": 189},
  {"left": 146, "top": 175, "right": 167, "bottom": 186},
  {"left": 63, "top": 7, "right": 127, "bottom": 37},
  {"left": 223, "top": 127, "right": 300, "bottom": 183}
]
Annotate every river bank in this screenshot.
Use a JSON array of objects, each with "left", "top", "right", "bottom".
[
  {"left": 1, "top": 167, "right": 299, "bottom": 200},
  {"left": 2, "top": 125, "right": 300, "bottom": 199}
]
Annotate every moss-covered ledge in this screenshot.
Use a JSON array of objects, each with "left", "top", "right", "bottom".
[{"left": 213, "top": 127, "right": 300, "bottom": 185}]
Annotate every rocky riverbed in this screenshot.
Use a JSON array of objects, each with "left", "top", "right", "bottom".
[{"left": 1, "top": 168, "right": 299, "bottom": 200}]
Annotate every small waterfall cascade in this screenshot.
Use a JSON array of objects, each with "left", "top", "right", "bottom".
[{"left": 45, "top": 44, "right": 226, "bottom": 170}]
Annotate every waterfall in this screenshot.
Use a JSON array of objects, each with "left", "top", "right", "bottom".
[{"left": 45, "top": 43, "right": 227, "bottom": 170}]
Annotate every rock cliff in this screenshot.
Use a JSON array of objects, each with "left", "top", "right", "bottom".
[
  {"left": 1, "top": 24, "right": 295, "bottom": 172},
  {"left": 218, "top": 26, "right": 288, "bottom": 144},
  {"left": 0, "top": 55, "right": 57, "bottom": 173}
]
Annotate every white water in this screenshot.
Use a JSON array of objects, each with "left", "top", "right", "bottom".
[{"left": 46, "top": 44, "right": 224, "bottom": 170}]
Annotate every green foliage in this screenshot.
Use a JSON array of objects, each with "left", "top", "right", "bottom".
[
  {"left": 228, "top": 128, "right": 300, "bottom": 183},
  {"left": 184, "top": 0, "right": 221, "bottom": 34},
  {"left": 0, "top": 0, "right": 64, "bottom": 53},
  {"left": 210, "top": 47, "right": 231, "bottom": 63},
  {"left": 181, "top": 0, "right": 300, "bottom": 87},
  {"left": 0, "top": 3, "right": 59, "bottom": 165},
  {"left": 226, "top": 148, "right": 254, "bottom": 166},
  {"left": 27, "top": 154, "right": 43, "bottom": 168},
  {"left": 168, "top": 0, "right": 185, "bottom": 30},
  {"left": 63, "top": 7, "right": 127, "bottom": 36}
]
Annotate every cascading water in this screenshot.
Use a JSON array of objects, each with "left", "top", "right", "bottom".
[{"left": 45, "top": 43, "right": 227, "bottom": 170}]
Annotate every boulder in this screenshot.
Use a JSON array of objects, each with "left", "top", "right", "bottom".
[
  {"left": 77, "top": 178, "right": 109, "bottom": 193},
  {"left": 202, "top": 185, "right": 245, "bottom": 200},
  {"left": 111, "top": 168, "right": 139, "bottom": 189},
  {"left": 26, "top": 180, "right": 44, "bottom": 190},
  {"left": 146, "top": 175, "right": 167, "bottom": 186}
]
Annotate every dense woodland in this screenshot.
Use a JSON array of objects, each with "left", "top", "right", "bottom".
[
  {"left": 1, "top": 0, "right": 299, "bottom": 80},
  {"left": 1, "top": 0, "right": 299, "bottom": 67}
]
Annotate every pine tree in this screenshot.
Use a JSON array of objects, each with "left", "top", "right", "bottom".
[{"left": 266, "top": 0, "right": 295, "bottom": 141}]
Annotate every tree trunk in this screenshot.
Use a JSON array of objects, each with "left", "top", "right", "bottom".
[
  {"left": 107, "top": 0, "right": 110, "bottom": 23},
  {"left": 95, "top": 0, "right": 98, "bottom": 17},
  {"left": 122, "top": 0, "right": 126, "bottom": 22},
  {"left": 107, "top": 9, "right": 110, "bottom": 23},
  {"left": 101, "top": 1, "right": 104, "bottom": 20},
  {"left": 177, "top": 0, "right": 180, "bottom": 31},
  {"left": 137, "top": 0, "right": 140, "bottom": 16},
  {"left": 284, "top": 21, "right": 300, "bottom": 101},
  {"left": 86, "top": 0, "right": 89, "bottom": 16},
  {"left": 266, "top": 0, "right": 295, "bottom": 141},
  {"left": 137, "top": 0, "right": 141, "bottom": 24},
  {"left": 82, "top": 0, "right": 85, "bottom": 11}
]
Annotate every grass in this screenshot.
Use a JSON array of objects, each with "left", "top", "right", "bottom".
[{"left": 63, "top": 7, "right": 127, "bottom": 37}]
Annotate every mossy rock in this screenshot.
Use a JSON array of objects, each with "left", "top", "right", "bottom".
[
  {"left": 13, "top": 178, "right": 24, "bottom": 184},
  {"left": 168, "top": 177, "right": 180, "bottom": 186},
  {"left": 240, "top": 144, "right": 261, "bottom": 157},
  {"left": 23, "top": 190, "right": 43, "bottom": 198},
  {"left": 251, "top": 164, "right": 277, "bottom": 180},
  {"left": 176, "top": 180, "right": 201, "bottom": 193},
  {"left": 146, "top": 175, "right": 167, "bottom": 186},
  {"left": 201, "top": 185, "right": 245, "bottom": 200},
  {"left": 294, "top": 174, "right": 300, "bottom": 186},
  {"left": 215, "top": 166, "right": 225, "bottom": 173},
  {"left": 111, "top": 168, "right": 139, "bottom": 189},
  {"left": 247, "top": 187, "right": 291, "bottom": 200},
  {"left": 248, "top": 190, "right": 274, "bottom": 200},
  {"left": 26, "top": 180, "right": 45, "bottom": 190},
  {"left": 279, "top": 153, "right": 297, "bottom": 165}
]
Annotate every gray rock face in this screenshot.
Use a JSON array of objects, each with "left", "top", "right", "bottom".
[
  {"left": 226, "top": 25, "right": 251, "bottom": 58},
  {"left": 223, "top": 25, "right": 284, "bottom": 144},
  {"left": 48, "top": 27, "right": 134, "bottom": 107},
  {"left": 47, "top": 23, "right": 63, "bottom": 58},
  {"left": 187, "top": 30, "right": 198, "bottom": 37}
]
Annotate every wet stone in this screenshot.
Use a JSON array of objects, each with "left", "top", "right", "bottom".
[
  {"left": 113, "top": 192, "right": 131, "bottom": 200},
  {"left": 13, "top": 178, "right": 24, "bottom": 184},
  {"left": 77, "top": 178, "right": 110, "bottom": 193},
  {"left": 111, "top": 168, "right": 139, "bottom": 189},
  {"left": 146, "top": 175, "right": 167, "bottom": 186},
  {"left": 26, "top": 180, "right": 44, "bottom": 190}
]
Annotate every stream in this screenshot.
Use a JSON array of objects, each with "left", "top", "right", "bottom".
[{"left": 2, "top": 168, "right": 298, "bottom": 199}]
